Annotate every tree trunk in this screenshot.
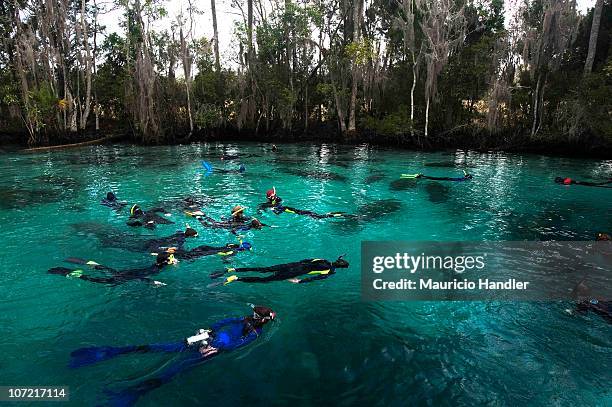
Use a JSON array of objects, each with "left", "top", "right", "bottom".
[
  {"left": 424, "top": 95, "right": 429, "bottom": 138},
  {"left": 211, "top": 0, "right": 221, "bottom": 73},
  {"left": 584, "top": 0, "right": 603, "bottom": 74},
  {"left": 80, "top": 0, "right": 92, "bottom": 130},
  {"left": 348, "top": 0, "right": 363, "bottom": 133},
  {"left": 410, "top": 52, "right": 416, "bottom": 137}
]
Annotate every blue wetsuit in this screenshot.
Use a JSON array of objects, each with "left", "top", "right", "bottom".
[{"left": 70, "top": 317, "right": 262, "bottom": 406}]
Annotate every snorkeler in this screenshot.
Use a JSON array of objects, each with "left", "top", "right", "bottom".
[
  {"left": 101, "top": 191, "right": 127, "bottom": 210},
  {"left": 596, "top": 232, "right": 611, "bottom": 241},
  {"left": 69, "top": 305, "right": 276, "bottom": 406},
  {"left": 161, "top": 241, "right": 253, "bottom": 261},
  {"left": 212, "top": 256, "right": 349, "bottom": 285},
  {"left": 141, "top": 226, "right": 199, "bottom": 253},
  {"left": 127, "top": 204, "right": 175, "bottom": 229},
  {"left": 401, "top": 170, "right": 473, "bottom": 181},
  {"left": 48, "top": 252, "right": 177, "bottom": 286},
  {"left": 185, "top": 206, "right": 268, "bottom": 234},
  {"left": 259, "top": 187, "right": 353, "bottom": 219},
  {"left": 554, "top": 177, "right": 612, "bottom": 187},
  {"left": 576, "top": 299, "right": 612, "bottom": 323}
]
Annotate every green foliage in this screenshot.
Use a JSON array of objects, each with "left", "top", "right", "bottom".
[
  {"left": 361, "top": 107, "right": 412, "bottom": 136},
  {"left": 195, "top": 103, "right": 223, "bottom": 130}
]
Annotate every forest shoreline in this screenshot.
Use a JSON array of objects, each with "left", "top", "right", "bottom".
[{"left": 2, "top": 127, "right": 611, "bottom": 159}]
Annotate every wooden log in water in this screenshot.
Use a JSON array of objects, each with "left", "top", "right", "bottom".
[{"left": 21, "top": 134, "right": 124, "bottom": 152}]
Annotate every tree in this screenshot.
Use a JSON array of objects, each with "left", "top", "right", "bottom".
[{"left": 584, "top": 0, "right": 604, "bottom": 73}]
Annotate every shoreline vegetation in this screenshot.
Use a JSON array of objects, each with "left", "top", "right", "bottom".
[{"left": 1, "top": 0, "right": 611, "bottom": 157}]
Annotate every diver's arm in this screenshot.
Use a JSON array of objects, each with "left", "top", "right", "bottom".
[{"left": 294, "top": 272, "right": 335, "bottom": 284}]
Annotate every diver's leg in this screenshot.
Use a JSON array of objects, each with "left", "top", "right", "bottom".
[
  {"left": 69, "top": 342, "right": 188, "bottom": 368},
  {"left": 105, "top": 352, "right": 206, "bottom": 406}
]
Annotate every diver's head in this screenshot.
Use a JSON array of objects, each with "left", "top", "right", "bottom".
[
  {"left": 184, "top": 226, "right": 198, "bottom": 238},
  {"left": 239, "top": 241, "right": 252, "bottom": 251},
  {"left": 272, "top": 144, "right": 277, "bottom": 151},
  {"left": 332, "top": 257, "right": 350, "bottom": 269},
  {"left": 252, "top": 305, "right": 276, "bottom": 324},
  {"left": 266, "top": 187, "right": 276, "bottom": 201},
  {"left": 106, "top": 191, "right": 116, "bottom": 201},
  {"left": 465, "top": 174, "right": 473, "bottom": 179},
  {"left": 231, "top": 205, "right": 246, "bottom": 219},
  {"left": 250, "top": 218, "right": 263, "bottom": 229},
  {"left": 156, "top": 252, "right": 177, "bottom": 266},
  {"left": 239, "top": 164, "right": 246, "bottom": 173},
  {"left": 130, "top": 204, "right": 144, "bottom": 217},
  {"left": 596, "top": 232, "right": 611, "bottom": 241}
]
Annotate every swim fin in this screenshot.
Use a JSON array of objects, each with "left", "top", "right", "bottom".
[
  {"left": 400, "top": 174, "right": 420, "bottom": 179},
  {"left": 69, "top": 346, "right": 139, "bottom": 368}
]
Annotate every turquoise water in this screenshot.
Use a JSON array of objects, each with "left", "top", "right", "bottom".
[{"left": 0, "top": 142, "right": 611, "bottom": 406}]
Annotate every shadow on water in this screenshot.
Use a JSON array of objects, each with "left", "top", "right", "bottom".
[
  {"left": 332, "top": 199, "right": 403, "bottom": 234},
  {"left": 424, "top": 161, "right": 475, "bottom": 168},
  {"left": 31, "top": 174, "right": 81, "bottom": 189},
  {"left": 280, "top": 168, "right": 348, "bottom": 182},
  {"left": 364, "top": 174, "right": 386, "bottom": 184},
  {"left": 389, "top": 178, "right": 418, "bottom": 191},
  {"left": 425, "top": 183, "right": 451, "bottom": 204},
  {"left": 0, "top": 187, "right": 68, "bottom": 209}
]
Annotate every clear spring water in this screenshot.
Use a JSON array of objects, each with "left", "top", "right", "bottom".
[{"left": 0, "top": 142, "right": 610, "bottom": 406}]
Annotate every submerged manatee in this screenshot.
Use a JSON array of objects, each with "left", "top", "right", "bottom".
[
  {"left": 356, "top": 199, "right": 403, "bottom": 220},
  {"left": 389, "top": 178, "right": 418, "bottom": 191},
  {"left": 0, "top": 187, "right": 65, "bottom": 209},
  {"left": 365, "top": 174, "right": 386, "bottom": 184},
  {"left": 425, "top": 183, "right": 450, "bottom": 204},
  {"left": 281, "top": 168, "right": 347, "bottom": 182}
]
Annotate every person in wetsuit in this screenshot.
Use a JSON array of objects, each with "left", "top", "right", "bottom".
[
  {"left": 166, "top": 241, "right": 253, "bottom": 261},
  {"left": 576, "top": 299, "right": 612, "bottom": 323},
  {"left": 101, "top": 191, "right": 127, "bottom": 210},
  {"left": 416, "top": 170, "right": 472, "bottom": 181},
  {"left": 259, "top": 188, "right": 352, "bottom": 219},
  {"left": 141, "top": 226, "right": 198, "bottom": 253},
  {"left": 214, "top": 256, "right": 349, "bottom": 285},
  {"left": 596, "top": 232, "right": 611, "bottom": 241},
  {"left": 48, "top": 252, "right": 177, "bottom": 286},
  {"left": 554, "top": 177, "right": 612, "bottom": 187},
  {"left": 127, "top": 204, "right": 175, "bottom": 229},
  {"left": 68, "top": 305, "right": 276, "bottom": 406},
  {"left": 186, "top": 206, "right": 267, "bottom": 234}
]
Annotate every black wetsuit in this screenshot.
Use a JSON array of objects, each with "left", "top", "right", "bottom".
[
  {"left": 101, "top": 196, "right": 127, "bottom": 210},
  {"left": 128, "top": 207, "right": 174, "bottom": 229},
  {"left": 188, "top": 213, "right": 259, "bottom": 234},
  {"left": 556, "top": 177, "right": 612, "bottom": 187},
  {"left": 48, "top": 262, "right": 168, "bottom": 286},
  {"left": 418, "top": 174, "right": 472, "bottom": 182},
  {"left": 142, "top": 231, "right": 191, "bottom": 252},
  {"left": 225, "top": 259, "right": 340, "bottom": 283},
  {"left": 261, "top": 196, "right": 352, "bottom": 219},
  {"left": 175, "top": 244, "right": 249, "bottom": 260},
  {"left": 577, "top": 300, "right": 612, "bottom": 323}
]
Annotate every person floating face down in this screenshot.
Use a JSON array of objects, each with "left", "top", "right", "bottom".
[
  {"left": 414, "top": 170, "right": 473, "bottom": 181},
  {"left": 127, "top": 204, "right": 175, "bottom": 229},
  {"left": 101, "top": 191, "right": 127, "bottom": 211},
  {"left": 68, "top": 306, "right": 276, "bottom": 406},
  {"left": 142, "top": 226, "right": 198, "bottom": 253},
  {"left": 214, "top": 256, "right": 350, "bottom": 285},
  {"left": 186, "top": 205, "right": 267, "bottom": 235},
  {"left": 572, "top": 279, "right": 612, "bottom": 324},
  {"left": 259, "top": 187, "right": 351, "bottom": 219},
  {"left": 48, "top": 252, "right": 178, "bottom": 286},
  {"left": 596, "top": 232, "right": 611, "bottom": 241},
  {"left": 161, "top": 240, "right": 253, "bottom": 261},
  {"left": 554, "top": 177, "right": 612, "bottom": 187}
]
